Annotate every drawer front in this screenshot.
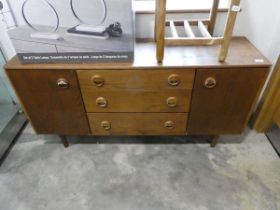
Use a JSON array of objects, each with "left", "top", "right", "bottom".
[
  {"left": 78, "top": 69, "right": 194, "bottom": 112},
  {"left": 88, "top": 113, "right": 188, "bottom": 136},
  {"left": 77, "top": 69, "right": 195, "bottom": 90},
  {"left": 82, "top": 89, "right": 191, "bottom": 112}
]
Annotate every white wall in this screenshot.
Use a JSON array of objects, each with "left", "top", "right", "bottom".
[
  {"left": 234, "top": 0, "right": 280, "bottom": 100},
  {"left": 235, "top": 0, "right": 280, "bottom": 64}
]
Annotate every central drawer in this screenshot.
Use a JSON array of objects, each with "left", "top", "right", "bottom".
[
  {"left": 77, "top": 69, "right": 195, "bottom": 112},
  {"left": 88, "top": 113, "right": 188, "bottom": 136}
]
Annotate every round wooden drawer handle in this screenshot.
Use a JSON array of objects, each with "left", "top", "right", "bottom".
[
  {"left": 166, "top": 97, "right": 178, "bottom": 108},
  {"left": 168, "top": 74, "right": 180, "bottom": 86},
  {"left": 101, "top": 121, "right": 111, "bottom": 130},
  {"left": 57, "top": 78, "right": 69, "bottom": 89},
  {"left": 96, "top": 97, "right": 108, "bottom": 108},
  {"left": 164, "top": 121, "right": 175, "bottom": 130},
  {"left": 92, "top": 75, "right": 105, "bottom": 87},
  {"left": 204, "top": 77, "right": 217, "bottom": 89}
]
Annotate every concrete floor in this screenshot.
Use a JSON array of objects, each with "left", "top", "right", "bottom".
[{"left": 0, "top": 124, "right": 280, "bottom": 210}]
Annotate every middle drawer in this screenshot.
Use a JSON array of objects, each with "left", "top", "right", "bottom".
[{"left": 78, "top": 69, "right": 195, "bottom": 113}]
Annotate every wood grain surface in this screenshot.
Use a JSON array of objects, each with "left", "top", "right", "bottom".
[
  {"left": 82, "top": 89, "right": 192, "bottom": 113},
  {"left": 5, "top": 38, "right": 270, "bottom": 70},
  {"left": 6, "top": 69, "right": 90, "bottom": 135},
  {"left": 77, "top": 69, "right": 195, "bottom": 89},
  {"left": 187, "top": 67, "right": 269, "bottom": 135},
  {"left": 88, "top": 113, "right": 188, "bottom": 136}
]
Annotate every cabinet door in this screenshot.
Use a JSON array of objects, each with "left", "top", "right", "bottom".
[
  {"left": 6, "top": 69, "right": 90, "bottom": 135},
  {"left": 187, "top": 68, "right": 268, "bottom": 135}
]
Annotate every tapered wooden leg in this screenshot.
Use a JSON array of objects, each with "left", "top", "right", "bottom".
[
  {"left": 219, "top": 0, "right": 241, "bottom": 62},
  {"left": 156, "top": 0, "right": 166, "bottom": 63},
  {"left": 210, "top": 135, "right": 219, "bottom": 147},
  {"left": 59, "top": 135, "right": 69, "bottom": 148}
]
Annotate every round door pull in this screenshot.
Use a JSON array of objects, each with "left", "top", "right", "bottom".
[
  {"left": 166, "top": 97, "right": 178, "bottom": 108},
  {"left": 92, "top": 75, "right": 105, "bottom": 87},
  {"left": 101, "top": 121, "right": 111, "bottom": 130},
  {"left": 96, "top": 97, "right": 108, "bottom": 108},
  {"left": 204, "top": 77, "right": 217, "bottom": 89},
  {"left": 57, "top": 78, "right": 69, "bottom": 89},
  {"left": 164, "top": 121, "right": 175, "bottom": 130},
  {"left": 168, "top": 74, "right": 180, "bottom": 86}
]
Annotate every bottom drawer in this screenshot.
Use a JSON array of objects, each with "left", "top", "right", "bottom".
[{"left": 88, "top": 113, "right": 188, "bottom": 136}]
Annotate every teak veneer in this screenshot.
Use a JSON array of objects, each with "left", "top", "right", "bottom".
[{"left": 5, "top": 37, "right": 270, "bottom": 147}]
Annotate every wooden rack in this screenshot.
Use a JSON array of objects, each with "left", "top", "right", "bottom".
[{"left": 155, "top": 0, "right": 241, "bottom": 63}]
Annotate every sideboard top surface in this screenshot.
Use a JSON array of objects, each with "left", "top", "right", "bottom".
[{"left": 5, "top": 37, "right": 270, "bottom": 70}]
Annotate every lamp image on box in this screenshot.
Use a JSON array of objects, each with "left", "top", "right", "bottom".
[
  {"left": 67, "top": 0, "right": 108, "bottom": 39},
  {"left": 67, "top": 0, "right": 123, "bottom": 39},
  {"left": 6, "top": 0, "right": 134, "bottom": 64},
  {"left": 21, "top": 0, "right": 63, "bottom": 40}
]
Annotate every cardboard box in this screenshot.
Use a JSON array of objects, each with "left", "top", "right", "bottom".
[{"left": 6, "top": 0, "right": 134, "bottom": 63}]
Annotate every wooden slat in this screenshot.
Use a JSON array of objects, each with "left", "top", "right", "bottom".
[
  {"left": 165, "top": 37, "right": 223, "bottom": 46},
  {"left": 166, "top": 19, "right": 210, "bottom": 27},
  {"left": 198, "top": 21, "right": 212, "bottom": 38},
  {"left": 208, "top": 0, "right": 220, "bottom": 35},
  {"left": 219, "top": 0, "right": 241, "bottom": 62},
  {"left": 184, "top": 21, "right": 195, "bottom": 38},
  {"left": 156, "top": 0, "right": 167, "bottom": 63},
  {"left": 169, "top": 21, "right": 179, "bottom": 38}
]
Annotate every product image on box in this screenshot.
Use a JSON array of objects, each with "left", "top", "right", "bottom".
[{"left": 6, "top": 0, "right": 134, "bottom": 63}]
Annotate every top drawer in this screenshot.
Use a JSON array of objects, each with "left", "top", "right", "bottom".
[{"left": 77, "top": 69, "right": 195, "bottom": 90}]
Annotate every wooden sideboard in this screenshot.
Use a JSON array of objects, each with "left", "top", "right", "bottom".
[{"left": 5, "top": 37, "right": 270, "bottom": 147}]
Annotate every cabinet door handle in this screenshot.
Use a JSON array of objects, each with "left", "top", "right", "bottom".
[
  {"left": 101, "top": 121, "right": 111, "bottom": 130},
  {"left": 166, "top": 97, "right": 178, "bottom": 108},
  {"left": 168, "top": 74, "right": 180, "bottom": 86},
  {"left": 57, "top": 78, "right": 69, "bottom": 89},
  {"left": 92, "top": 75, "right": 105, "bottom": 87},
  {"left": 164, "top": 121, "right": 175, "bottom": 130},
  {"left": 204, "top": 77, "right": 217, "bottom": 89},
  {"left": 96, "top": 97, "right": 108, "bottom": 108}
]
